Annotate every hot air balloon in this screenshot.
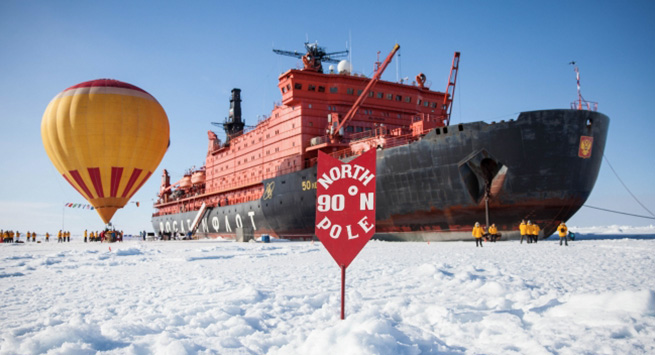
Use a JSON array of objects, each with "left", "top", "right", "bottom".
[{"left": 41, "top": 79, "right": 170, "bottom": 224}]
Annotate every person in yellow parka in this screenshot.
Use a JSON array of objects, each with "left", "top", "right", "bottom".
[
  {"left": 519, "top": 220, "right": 528, "bottom": 244},
  {"left": 530, "top": 221, "right": 540, "bottom": 243},
  {"left": 488, "top": 223, "right": 499, "bottom": 242},
  {"left": 557, "top": 222, "right": 569, "bottom": 246},
  {"left": 84, "top": 229, "right": 88, "bottom": 243},
  {"left": 472, "top": 222, "right": 485, "bottom": 247},
  {"left": 45, "top": 232, "right": 50, "bottom": 242}
]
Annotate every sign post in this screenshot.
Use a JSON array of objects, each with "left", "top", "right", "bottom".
[{"left": 314, "top": 149, "right": 377, "bottom": 319}]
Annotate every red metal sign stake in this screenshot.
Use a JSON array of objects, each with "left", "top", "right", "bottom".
[
  {"left": 315, "top": 149, "right": 377, "bottom": 320},
  {"left": 341, "top": 264, "right": 346, "bottom": 320}
]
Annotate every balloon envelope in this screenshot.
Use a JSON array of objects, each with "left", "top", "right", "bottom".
[{"left": 41, "top": 79, "right": 170, "bottom": 223}]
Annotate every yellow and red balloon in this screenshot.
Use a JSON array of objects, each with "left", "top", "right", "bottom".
[{"left": 41, "top": 79, "right": 169, "bottom": 223}]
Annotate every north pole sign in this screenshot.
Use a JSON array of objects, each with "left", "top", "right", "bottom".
[
  {"left": 315, "top": 149, "right": 376, "bottom": 319},
  {"left": 315, "top": 149, "right": 377, "bottom": 268}
]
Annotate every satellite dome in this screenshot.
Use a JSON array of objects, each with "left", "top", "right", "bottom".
[{"left": 337, "top": 60, "right": 352, "bottom": 74}]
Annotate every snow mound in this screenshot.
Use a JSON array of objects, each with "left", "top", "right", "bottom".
[{"left": 114, "top": 247, "right": 143, "bottom": 256}]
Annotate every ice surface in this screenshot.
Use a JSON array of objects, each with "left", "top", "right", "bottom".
[{"left": 1, "top": 228, "right": 654, "bottom": 354}]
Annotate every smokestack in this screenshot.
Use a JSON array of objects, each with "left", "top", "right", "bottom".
[{"left": 223, "top": 88, "right": 245, "bottom": 142}]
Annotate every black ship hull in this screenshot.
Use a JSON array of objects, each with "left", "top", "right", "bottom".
[{"left": 152, "top": 109, "right": 609, "bottom": 241}]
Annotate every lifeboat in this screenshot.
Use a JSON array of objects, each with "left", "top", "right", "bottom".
[
  {"left": 191, "top": 170, "right": 206, "bottom": 186},
  {"left": 179, "top": 175, "right": 192, "bottom": 190}
]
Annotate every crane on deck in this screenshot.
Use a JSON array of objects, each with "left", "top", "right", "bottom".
[{"left": 443, "top": 52, "right": 460, "bottom": 126}]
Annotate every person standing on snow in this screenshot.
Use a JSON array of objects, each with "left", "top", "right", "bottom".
[
  {"left": 472, "top": 222, "right": 485, "bottom": 247},
  {"left": 557, "top": 222, "right": 569, "bottom": 246},
  {"left": 530, "top": 221, "right": 540, "bottom": 243},
  {"left": 519, "top": 220, "right": 528, "bottom": 244},
  {"left": 488, "top": 223, "right": 499, "bottom": 242},
  {"left": 525, "top": 221, "right": 533, "bottom": 244}
]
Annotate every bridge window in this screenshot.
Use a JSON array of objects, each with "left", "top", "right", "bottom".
[
  {"left": 294, "top": 83, "right": 302, "bottom": 90},
  {"left": 308, "top": 84, "right": 316, "bottom": 91},
  {"left": 330, "top": 87, "right": 338, "bottom": 93},
  {"left": 347, "top": 88, "right": 354, "bottom": 95},
  {"left": 318, "top": 86, "right": 325, "bottom": 93}
]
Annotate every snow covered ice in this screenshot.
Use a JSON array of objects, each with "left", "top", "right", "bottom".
[{"left": 1, "top": 227, "right": 655, "bottom": 354}]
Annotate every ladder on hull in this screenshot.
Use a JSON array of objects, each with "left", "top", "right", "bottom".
[{"left": 190, "top": 202, "right": 207, "bottom": 238}]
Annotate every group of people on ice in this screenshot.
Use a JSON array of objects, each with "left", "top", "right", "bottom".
[
  {"left": 1, "top": 229, "right": 126, "bottom": 243},
  {"left": 2, "top": 230, "right": 48, "bottom": 243},
  {"left": 519, "top": 220, "right": 541, "bottom": 244},
  {"left": 57, "top": 230, "right": 71, "bottom": 242},
  {"left": 1, "top": 230, "right": 21, "bottom": 243},
  {"left": 471, "top": 220, "right": 572, "bottom": 246},
  {"left": 1, "top": 230, "right": 73, "bottom": 243},
  {"left": 471, "top": 223, "right": 500, "bottom": 247}
]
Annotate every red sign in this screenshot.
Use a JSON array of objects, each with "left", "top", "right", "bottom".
[
  {"left": 315, "top": 149, "right": 376, "bottom": 268},
  {"left": 578, "top": 136, "right": 594, "bottom": 159}
]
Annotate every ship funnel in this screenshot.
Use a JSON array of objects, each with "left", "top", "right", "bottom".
[{"left": 224, "top": 88, "right": 245, "bottom": 142}]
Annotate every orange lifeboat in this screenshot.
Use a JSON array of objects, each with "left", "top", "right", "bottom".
[
  {"left": 179, "top": 175, "right": 192, "bottom": 190},
  {"left": 191, "top": 170, "right": 206, "bottom": 186}
]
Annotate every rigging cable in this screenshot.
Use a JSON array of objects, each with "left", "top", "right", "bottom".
[
  {"left": 582, "top": 154, "right": 655, "bottom": 219},
  {"left": 583, "top": 205, "right": 655, "bottom": 220}
]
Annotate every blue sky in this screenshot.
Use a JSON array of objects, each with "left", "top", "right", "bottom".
[{"left": 1, "top": 0, "right": 654, "bottom": 235}]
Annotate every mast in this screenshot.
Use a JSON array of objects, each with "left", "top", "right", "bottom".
[{"left": 569, "top": 61, "right": 598, "bottom": 111}]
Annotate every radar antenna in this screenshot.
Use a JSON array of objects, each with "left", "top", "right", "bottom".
[{"left": 273, "top": 41, "right": 349, "bottom": 73}]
